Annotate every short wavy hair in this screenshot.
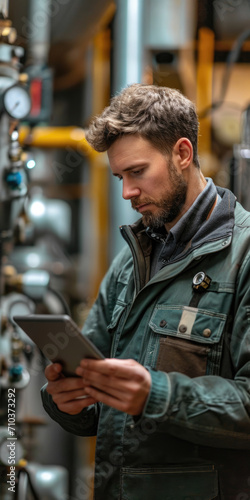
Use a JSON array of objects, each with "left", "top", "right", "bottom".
[{"left": 85, "top": 83, "right": 200, "bottom": 168}]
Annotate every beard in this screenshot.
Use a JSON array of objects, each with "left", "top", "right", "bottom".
[{"left": 131, "top": 160, "right": 188, "bottom": 229}]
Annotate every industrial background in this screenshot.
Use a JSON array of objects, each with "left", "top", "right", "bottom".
[{"left": 0, "top": 0, "right": 250, "bottom": 498}]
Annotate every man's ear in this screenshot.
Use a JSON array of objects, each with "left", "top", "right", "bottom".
[{"left": 172, "top": 138, "right": 193, "bottom": 170}]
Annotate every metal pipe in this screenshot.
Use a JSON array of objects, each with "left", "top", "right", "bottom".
[
  {"left": 110, "top": 0, "right": 144, "bottom": 258},
  {"left": 27, "top": 0, "right": 51, "bottom": 64},
  {"left": 113, "top": 0, "right": 144, "bottom": 92}
]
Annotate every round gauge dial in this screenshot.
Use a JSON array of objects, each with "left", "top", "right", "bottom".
[{"left": 3, "top": 84, "right": 31, "bottom": 120}]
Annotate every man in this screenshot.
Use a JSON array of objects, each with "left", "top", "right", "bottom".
[{"left": 42, "top": 84, "right": 250, "bottom": 500}]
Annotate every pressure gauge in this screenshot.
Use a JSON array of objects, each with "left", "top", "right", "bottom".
[{"left": 3, "top": 84, "right": 31, "bottom": 120}]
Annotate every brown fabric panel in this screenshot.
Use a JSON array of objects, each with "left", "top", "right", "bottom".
[{"left": 156, "top": 336, "right": 210, "bottom": 377}]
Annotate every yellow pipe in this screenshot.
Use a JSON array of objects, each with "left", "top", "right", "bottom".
[
  {"left": 89, "top": 29, "right": 111, "bottom": 298},
  {"left": 86, "top": 29, "right": 112, "bottom": 498},
  {"left": 19, "top": 126, "right": 96, "bottom": 159},
  {"left": 197, "top": 27, "right": 215, "bottom": 156},
  {"left": 92, "top": 30, "right": 111, "bottom": 116}
]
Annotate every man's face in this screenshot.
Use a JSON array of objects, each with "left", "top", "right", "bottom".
[{"left": 108, "top": 135, "right": 187, "bottom": 229}]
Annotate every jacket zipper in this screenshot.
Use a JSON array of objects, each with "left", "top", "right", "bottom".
[{"left": 120, "top": 225, "right": 146, "bottom": 295}]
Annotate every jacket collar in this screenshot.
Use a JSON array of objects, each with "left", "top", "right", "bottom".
[{"left": 125, "top": 185, "right": 236, "bottom": 257}]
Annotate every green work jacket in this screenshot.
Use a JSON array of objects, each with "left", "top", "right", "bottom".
[{"left": 42, "top": 186, "right": 250, "bottom": 500}]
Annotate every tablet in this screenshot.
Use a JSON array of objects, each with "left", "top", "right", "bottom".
[{"left": 13, "top": 314, "right": 105, "bottom": 377}]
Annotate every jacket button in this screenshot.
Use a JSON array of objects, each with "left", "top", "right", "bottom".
[
  {"left": 159, "top": 320, "right": 167, "bottom": 327},
  {"left": 203, "top": 328, "right": 212, "bottom": 338},
  {"left": 179, "top": 324, "right": 187, "bottom": 333}
]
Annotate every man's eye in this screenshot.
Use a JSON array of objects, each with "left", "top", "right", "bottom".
[{"left": 132, "top": 169, "right": 143, "bottom": 176}]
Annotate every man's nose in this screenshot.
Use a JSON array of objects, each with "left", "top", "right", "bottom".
[{"left": 122, "top": 179, "right": 141, "bottom": 200}]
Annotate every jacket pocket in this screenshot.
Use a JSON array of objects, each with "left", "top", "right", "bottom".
[
  {"left": 121, "top": 464, "right": 218, "bottom": 500},
  {"left": 156, "top": 336, "right": 210, "bottom": 377},
  {"left": 149, "top": 305, "right": 227, "bottom": 376}
]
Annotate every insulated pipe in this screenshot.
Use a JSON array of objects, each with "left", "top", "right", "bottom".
[{"left": 109, "top": 0, "right": 144, "bottom": 258}]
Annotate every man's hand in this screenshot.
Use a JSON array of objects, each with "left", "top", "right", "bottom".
[
  {"left": 75, "top": 358, "right": 152, "bottom": 416},
  {"left": 45, "top": 363, "right": 97, "bottom": 415}
]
